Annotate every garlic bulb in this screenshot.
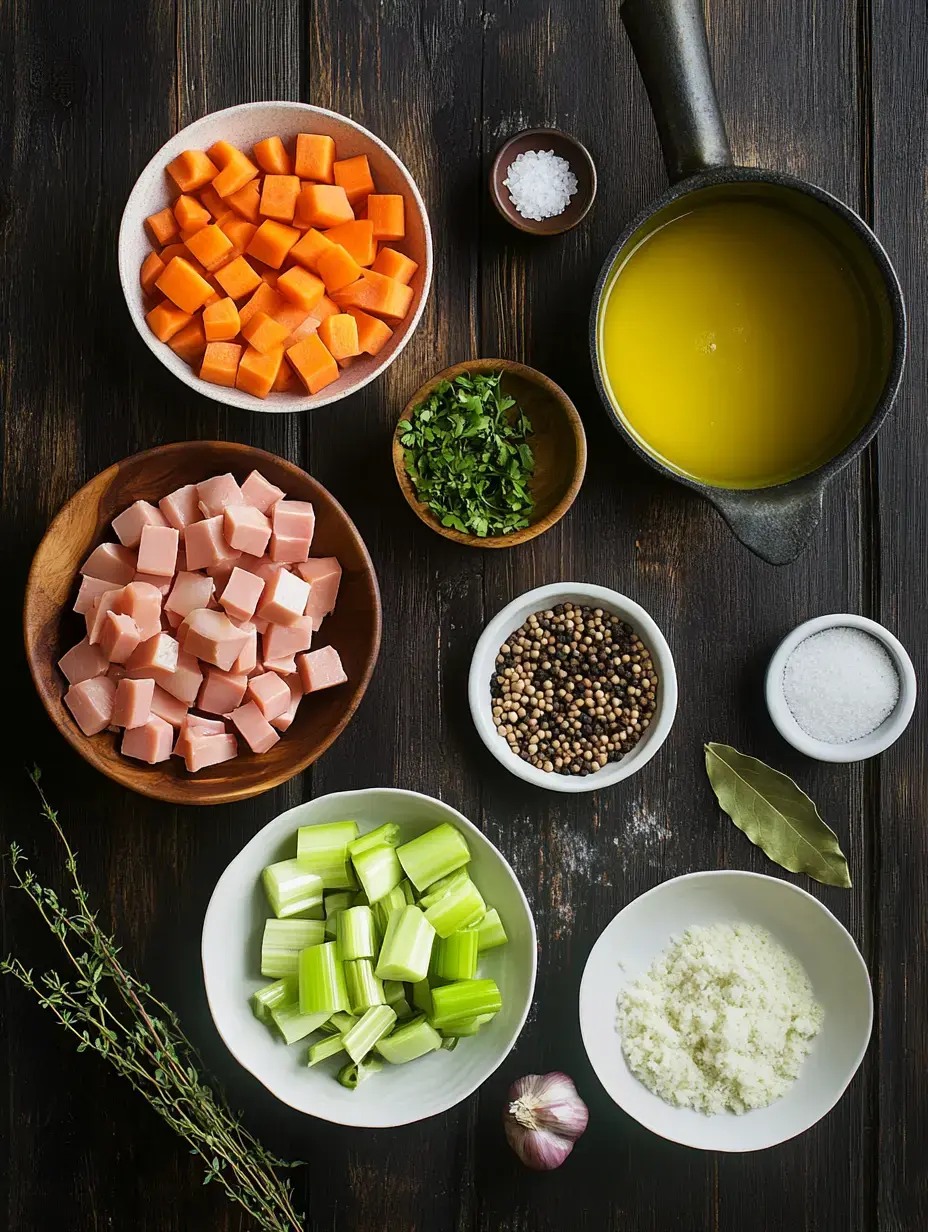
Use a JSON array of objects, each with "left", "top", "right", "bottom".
[{"left": 503, "top": 1072, "right": 589, "bottom": 1171}]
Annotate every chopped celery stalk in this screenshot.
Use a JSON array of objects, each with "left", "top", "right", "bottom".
[
  {"left": 352, "top": 890, "right": 370, "bottom": 907},
  {"left": 419, "top": 867, "right": 470, "bottom": 908},
  {"left": 270, "top": 1003, "right": 330, "bottom": 1045},
  {"left": 337, "top": 1055, "right": 383, "bottom": 1088},
  {"left": 296, "top": 821, "right": 359, "bottom": 890},
  {"left": 324, "top": 890, "right": 355, "bottom": 938},
  {"left": 308, "top": 1034, "right": 347, "bottom": 1066},
  {"left": 260, "top": 918, "right": 325, "bottom": 978},
  {"left": 345, "top": 958, "right": 385, "bottom": 1015},
  {"left": 383, "top": 980, "right": 407, "bottom": 1008},
  {"left": 393, "top": 996, "right": 413, "bottom": 1019},
  {"left": 467, "top": 906, "right": 508, "bottom": 951},
  {"left": 261, "top": 860, "right": 324, "bottom": 919},
  {"left": 295, "top": 901, "right": 326, "bottom": 920},
  {"left": 428, "top": 979, "right": 502, "bottom": 1029},
  {"left": 397, "top": 823, "right": 471, "bottom": 892},
  {"left": 411, "top": 978, "right": 433, "bottom": 1017},
  {"left": 374, "top": 1015, "right": 442, "bottom": 1064},
  {"left": 440, "top": 1036, "right": 459, "bottom": 1051},
  {"left": 299, "top": 941, "right": 349, "bottom": 1015},
  {"left": 372, "top": 884, "right": 408, "bottom": 934},
  {"left": 436, "top": 929, "right": 479, "bottom": 981},
  {"left": 347, "top": 823, "right": 401, "bottom": 857},
  {"left": 342, "top": 1004, "right": 397, "bottom": 1063},
  {"left": 438, "top": 1012, "right": 495, "bottom": 1038},
  {"left": 423, "top": 877, "right": 486, "bottom": 939},
  {"left": 336, "top": 905, "right": 377, "bottom": 960},
  {"left": 374, "top": 906, "right": 435, "bottom": 983},
  {"left": 251, "top": 977, "right": 297, "bottom": 1023},
  {"left": 352, "top": 843, "right": 403, "bottom": 904},
  {"left": 319, "top": 1011, "right": 357, "bottom": 1036},
  {"left": 401, "top": 878, "right": 416, "bottom": 905}
]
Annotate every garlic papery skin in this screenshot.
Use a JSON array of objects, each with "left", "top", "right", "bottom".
[{"left": 503, "top": 1072, "right": 589, "bottom": 1170}]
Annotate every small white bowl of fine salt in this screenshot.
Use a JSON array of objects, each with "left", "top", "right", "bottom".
[
  {"left": 765, "top": 614, "right": 916, "bottom": 762},
  {"left": 490, "top": 128, "right": 597, "bottom": 235}
]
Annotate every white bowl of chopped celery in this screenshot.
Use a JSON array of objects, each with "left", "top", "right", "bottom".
[{"left": 202, "top": 787, "right": 537, "bottom": 1126}]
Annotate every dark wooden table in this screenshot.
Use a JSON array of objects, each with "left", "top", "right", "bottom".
[{"left": 1, "top": 1, "right": 925, "bottom": 1229}]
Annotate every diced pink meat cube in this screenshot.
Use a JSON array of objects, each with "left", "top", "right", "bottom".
[
  {"left": 121, "top": 714, "right": 174, "bottom": 763},
  {"left": 239, "top": 555, "right": 291, "bottom": 585},
  {"left": 132, "top": 571, "right": 172, "bottom": 596},
  {"left": 111, "top": 500, "right": 168, "bottom": 549},
  {"left": 256, "top": 569, "right": 310, "bottom": 627},
  {"left": 230, "top": 622, "right": 258, "bottom": 674},
  {"left": 268, "top": 533, "right": 311, "bottom": 565},
  {"left": 198, "top": 668, "right": 248, "bottom": 716},
  {"left": 58, "top": 636, "right": 109, "bottom": 685},
  {"left": 197, "top": 473, "right": 245, "bottom": 519},
  {"left": 86, "top": 588, "right": 126, "bottom": 645},
  {"left": 229, "top": 701, "right": 280, "bottom": 754},
  {"left": 296, "top": 557, "right": 342, "bottom": 629},
  {"left": 270, "top": 675, "right": 303, "bottom": 732},
  {"left": 112, "top": 677, "right": 155, "bottom": 729},
  {"left": 153, "top": 649, "right": 203, "bottom": 705},
  {"left": 185, "top": 713, "right": 228, "bottom": 735},
  {"left": 64, "top": 676, "right": 116, "bottom": 736},
  {"left": 223, "top": 504, "right": 272, "bottom": 556},
  {"left": 137, "top": 524, "right": 179, "bottom": 577},
  {"left": 74, "top": 575, "right": 114, "bottom": 617},
  {"left": 246, "top": 671, "right": 291, "bottom": 721},
  {"left": 219, "top": 567, "right": 265, "bottom": 622},
  {"left": 149, "top": 684, "right": 189, "bottom": 727},
  {"left": 159, "top": 484, "right": 202, "bottom": 537},
  {"left": 297, "top": 645, "right": 348, "bottom": 693},
  {"left": 181, "top": 608, "right": 249, "bottom": 672},
  {"left": 127, "top": 631, "right": 179, "bottom": 676},
  {"left": 185, "top": 515, "right": 242, "bottom": 572},
  {"left": 107, "top": 662, "right": 127, "bottom": 684},
  {"left": 272, "top": 500, "right": 315, "bottom": 542},
  {"left": 116, "top": 581, "right": 164, "bottom": 641},
  {"left": 241, "top": 470, "right": 285, "bottom": 514},
  {"left": 184, "top": 731, "right": 238, "bottom": 773},
  {"left": 80, "top": 542, "right": 137, "bottom": 585},
  {"left": 263, "top": 654, "right": 297, "bottom": 676},
  {"left": 165, "top": 571, "right": 216, "bottom": 620},
  {"left": 100, "top": 612, "right": 142, "bottom": 665},
  {"left": 263, "top": 617, "right": 312, "bottom": 663}
]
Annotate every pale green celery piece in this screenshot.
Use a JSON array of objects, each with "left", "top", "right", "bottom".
[
  {"left": 352, "top": 843, "right": 404, "bottom": 905},
  {"left": 261, "top": 860, "right": 324, "bottom": 920},
  {"left": 371, "top": 884, "right": 408, "bottom": 935},
  {"left": 400, "top": 878, "right": 416, "bottom": 905},
  {"left": 336, "top": 905, "right": 377, "bottom": 960},
  {"left": 392, "top": 997, "right": 413, "bottom": 1019},
  {"left": 374, "top": 906, "right": 435, "bottom": 982},
  {"left": 299, "top": 941, "right": 349, "bottom": 1015},
  {"left": 382, "top": 980, "right": 407, "bottom": 1008},
  {"left": 324, "top": 890, "right": 355, "bottom": 938},
  {"left": 374, "top": 1015, "right": 442, "bottom": 1064},
  {"left": 466, "top": 906, "right": 508, "bottom": 951},
  {"left": 251, "top": 977, "right": 297, "bottom": 1023},
  {"left": 440, "top": 1036, "right": 459, "bottom": 1051},
  {"left": 397, "top": 823, "right": 471, "bottom": 892},
  {"left": 308, "top": 1034, "right": 347, "bottom": 1066},
  {"left": 352, "top": 890, "right": 370, "bottom": 907},
  {"left": 423, "top": 878, "right": 486, "bottom": 939},
  {"left": 347, "top": 823, "right": 401, "bottom": 858},
  {"left": 436, "top": 928, "right": 479, "bottom": 981},
  {"left": 438, "top": 1012, "right": 495, "bottom": 1038},
  {"left": 342, "top": 1004, "right": 397, "bottom": 1063},
  {"left": 337, "top": 1055, "right": 383, "bottom": 1088},
  {"left": 419, "top": 867, "right": 470, "bottom": 909},
  {"left": 411, "top": 977, "right": 433, "bottom": 1017},
  {"left": 345, "top": 958, "right": 386, "bottom": 1015},
  {"left": 296, "top": 820, "right": 359, "bottom": 890},
  {"left": 270, "top": 1003, "right": 331, "bottom": 1045},
  {"left": 319, "top": 1010, "right": 357, "bottom": 1036},
  {"left": 428, "top": 979, "right": 502, "bottom": 1029},
  {"left": 292, "top": 901, "right": 326, "bottom": 921},
  {"left": 260, "top": 918, "right": 325, "bottom": 978}
]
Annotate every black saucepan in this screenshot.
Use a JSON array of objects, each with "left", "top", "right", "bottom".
[{"left": 589, "top": 0, "right": 906, "bottom": 564}]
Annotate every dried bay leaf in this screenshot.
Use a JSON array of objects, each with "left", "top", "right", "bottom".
[{"left": 704, "top": 742, "right": 852, "bottom": 888}]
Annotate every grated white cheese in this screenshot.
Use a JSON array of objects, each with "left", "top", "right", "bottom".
[
  {"left": 616, "top": 922, "right": 823, "bottom": 1115},
  {"left": 503, "top": 149, "right": 578, "bottom": 221}
]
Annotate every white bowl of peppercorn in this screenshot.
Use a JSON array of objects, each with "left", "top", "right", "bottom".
[{"left": 468, "top": 583, "right": 677, "bottom": 793}]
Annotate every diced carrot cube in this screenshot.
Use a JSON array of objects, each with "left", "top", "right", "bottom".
[
  {"left": 253, "top": 136, "right": 292, "bottom": 176},
  {"left": 202, "top": 297, "right": 241, "bottom": 342},
  {"left": 333, "top": 155, "right": 376, "bottom": 205},
  {"left": 294, "top": 134, "right": 336, "bottom": 183},
  {"left": 271, "top": 358, "right": 301, "bottom": 392},
  {"left": 285, "top": 315, "right": 320, "bottom": 347},
  {"left": 145, "top": 207, "right": 179, "bottom": 247},
  {"left": 236, "top": 346, "right": 284, "bottom": 399},
  {"left": 366, "top": 194, "right": 405, "bottom": 242},
  {"left": 296, "top": 184, "right": 354, "bottom": 230},
  {"left": 323, "top": 220, "right": 377, "bottom": 266},
  {"left": 179, "top": 226, "right": 202, "bottom": 242},
  {"left": 316, "top": 244, "right": 363, "bottom": 294},
  {"left": 199, "top": 341, "right": 242, "bottom": 387},
  {"left": 155, "top": 256, "right": 216, "bottom": 314},
  {"left": 184, "top": 224, "right": 234, "bottom": 272},
  {"left": 214, "top": 256, "right": 263, "bottom": 301},
  {"left": 208, "top": 141, "right": 259, "bottom": 198},
  {"left": 146, "top": 300, "right": 192, "bottom": 343},
  {"left": 289, "top": 228, "right": 337, "bottom": 274},
  {"left": 286, "top": 334, "right": 339, "bottom": 394},
  {"left": 246, "top": 219, "right": 301, "bottom": 269},
  {"left": 174, "top": 193, "right": 211, "bottom": 234},
  {"left": 370, "top": 246, "right": 418, "bottom": 285},
  {"left": 241, "top": 311, "right": 289, "bottom": 355},
  {"left": 168, "top": 316, "right": 208, "bottom": 363},
  {"left": 166, "top": 150, "right": 218, "bottom": 193},
  {"left": 332, "top": 269, "right": 414, "bottom": 321},
  {"left": 273, "top": 302, "right": 311, "bottom": 343},
  {"left": 261, "top": 269, "right": 279, "bottom": 288},
  {"left": 199, "top": 184, "right": 229, "bottom": 220},
  {"left": 227, "top": 179, "right": 261, "bottom": 224},
  {"left": 219, "top": 216, "right": 258, "bottom": 260},
  {"left": 276, "top": 266, "right": 326, "bottom": 313},
  {"left": 259, "top": 175, "right": 301, "bottom": 223},
  {"left": 313, "top": 294, "right": 339, "bottom": 322},
  {"left": 239, "top": 282, "right": 284, "bottom": 328},
  {"left": 347, "top": 306, "right": 394, "bottom": 356},
  {"left": 317, "top": 313, "right": 360, "bottom": 361},
  {"left": 140, "top": 251, "right": 166, "bottom": 297}
]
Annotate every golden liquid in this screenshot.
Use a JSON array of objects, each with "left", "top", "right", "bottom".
[{"left": 601, "top": 200, "right": 873, "bottom": 488}]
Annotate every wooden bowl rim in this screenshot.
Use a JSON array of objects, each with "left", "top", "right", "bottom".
[
  {"left": 489, "top": 128, "right": 598, "bottom": 236},
  {"left": 392, "top": 359, "right": 588, "bottom": 548},
  {"left": 23, "top": 440, "right": 382, "bottom": 805}
]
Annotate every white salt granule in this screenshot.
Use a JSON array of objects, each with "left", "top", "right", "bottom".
[
  {"left": 616, "top": 922, "right": 823, "bottom": 1116},
  {"left": 782, "top": 626, "right": 899, "bottom": 743},
  {"left": 503, "top": 149, "right": 578, "bottom": 221}
]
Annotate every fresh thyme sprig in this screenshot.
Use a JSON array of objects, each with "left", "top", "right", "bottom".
[{"left": 2, "top": 768, "right": 304, "bottom": 1232}]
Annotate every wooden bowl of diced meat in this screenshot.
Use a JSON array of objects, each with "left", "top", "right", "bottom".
[{"left": 23, "top": 441, "right": 381, "bottom": 805}]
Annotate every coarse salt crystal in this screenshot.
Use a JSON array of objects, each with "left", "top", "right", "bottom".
[
  {"left": 782, "top": 626, "right": 899, "bottom": 743},
  {"left": 503, "top": 149, "right": 578, "bottom": 221}
]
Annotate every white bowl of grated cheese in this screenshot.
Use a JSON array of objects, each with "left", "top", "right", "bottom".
[{"left": 579, "top": 870, "right": 872, "bottom": 1151}]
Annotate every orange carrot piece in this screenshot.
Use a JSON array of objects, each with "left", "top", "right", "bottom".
[
  {"left": 253, "top": 136, "right": 292, "bottom": 176},
  {"left": 236, "top": 345, "right": 284, "bottom": 399},
  {"left": 294, "top": 134, "right": 336, "bottom": 183},
  {"left": 155, "top": 256, "right": 216, "bottom": 314},
  {"left": 313, "top": 294, "right": 339, "bottom": 322},
  {"left": 145, "top": 300, "right": 192, "bottom": 343},
  {"left": 227, "top": 179, "right": 262, "bottom": 224},
  {"left": 145, "top": 207, "right": 179, "bottom": 247},
  {"left": 208, "top": 141, "right": 259, "bottom": 198},
  {"left": 199, "top": 341, "right": 243, "bottom": 387},
  {"left": 286, "top": 315, "right": 320, "bottom": 347},
  {"left": 316, "top": 244, "right": 363, "bottom": 294},
  {"left": 317, "top": 313, "right": 360, "bottom": 361},
  {"left": 286, "top": 334, "right": 339, "bottom": 394},
  {"left": 239, "top": 282, "right": 284, "bottom": 328},
  {"left": 199, "top": 184, "right": 230, "bottom": 220},
  {"left": 246, "top": 220, "right": 301, "bottom": 269},
  {"left": 140, "top": 251, "right": 166, "bottom": 297},
  {"left": 296, "top": 184, "right": 354, "bottom": 229},
  {"left": 202, "top": 297, "right": 242, "bottom": 342},
  {"left": 261, "top": 269, "right": 280, "bottom": 288},
  {"left": 333, "top": 155, "right": 376, "bottom": 206},
  {"left": 241, "top": 311, "right": 290, "bottom": 355},
  {"left": 366, "top": 194, "right": 405, "bottom": 242},
  {"left": 276, "top": 266, "right": 326, "bottom": 314},
  {"left": 289, "top": 228, "right": 337, "bottom": 274},
  {"left": 259, "top": 175, "right": 301, "bottom": 223},
  {"left": 184, "top": 224, "right": 234, "bottom": 272},
  {"left": 214, "top": 255, "right": 263, "bottom": 301},
  {"left": 273, "top": 301, "right": 311, "bottom": 337},
  {"left": 271, "top": 357, "right": 301, "bottom": 392},
  {"left": 174, "top": 194, "right": 211, "bottom": 234},
  {"left": 166, "top": 150, "right": 218, "bottom": 193},
  {"left": 218, "top": 217, "right": 258, "bottom": 263},
  {"left": 347, "top": 306, "right": 394, "bottom": 355},
  {"left": 323, "top": 220, "right": 377, "bottom": 266},
  {"left": 168, "top": 316, "right": 208, "bottom": 363},
  {"left": 370, "top": 246, "right": 418, "bottom": 285},
  {"left": 331, "top": 269, "right": 414, "bottom": 321}
]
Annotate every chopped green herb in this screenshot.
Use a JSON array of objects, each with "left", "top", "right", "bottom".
[{"left": 398, "top": 372, "right": 535, "bottom": 537}]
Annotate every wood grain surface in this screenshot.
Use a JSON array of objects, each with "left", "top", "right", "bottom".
[{"left": 0, "top": 1, "right": 924, "bottom": 1230}]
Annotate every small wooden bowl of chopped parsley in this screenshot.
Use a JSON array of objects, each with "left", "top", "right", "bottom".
[{"left": 393, "top": 360, "right": 587, "bottom": 547}]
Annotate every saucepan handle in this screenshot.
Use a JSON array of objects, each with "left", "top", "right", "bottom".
[
  {"left": 621, "top": 0, "right": 732, "bottom": 182},
  {"left": 706, "top": 478, "right": 827, "bottom": 566}
]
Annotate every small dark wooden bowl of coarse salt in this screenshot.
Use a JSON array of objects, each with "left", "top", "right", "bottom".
[{"left": 490, "top": 129, "right": 597, "bottom": 236}]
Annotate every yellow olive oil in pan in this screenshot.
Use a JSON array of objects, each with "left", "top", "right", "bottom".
[{"left": 600, "top": 200, "right": 875, "bottom": 489}]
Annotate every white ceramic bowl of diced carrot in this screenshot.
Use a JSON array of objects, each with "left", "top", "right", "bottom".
[{"left": 118, "top": 101, "right": 432, "bottom": 411}]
